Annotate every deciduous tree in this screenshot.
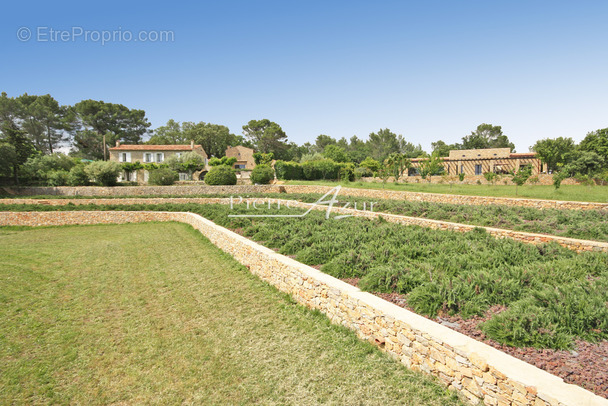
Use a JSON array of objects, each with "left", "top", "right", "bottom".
[
  {"left": 323, "top": 145, "right": 349, "bottom": 162},
  {"left": 531, "top": 137, "right": 575, "bottom": 173},
  {"left": 579, "top": 128, "right": 608, "bottom": 162}
]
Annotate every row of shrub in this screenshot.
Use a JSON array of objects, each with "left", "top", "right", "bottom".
[
  {"left": 274, "top": 159, "right": 359, "bottom": 181},
  {"left": 8, "top": 202, "right": 607, "bottom": 350},
  {"left": 196, "top": 191, "right": 608, "bottom": 243}
]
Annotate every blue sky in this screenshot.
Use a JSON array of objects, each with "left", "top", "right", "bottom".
[{"left": 2, "top": 0, "right": 607, "bottom": 152}]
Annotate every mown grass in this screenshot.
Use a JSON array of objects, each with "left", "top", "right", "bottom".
[
  {"left": 5, "top": 203, "right": 608, "bottom": 349},
  {"left": 0, "top": 222, "right": 461, "bottom": 405},
  {"left": 283, "top": 180, "right": 608, "bottom": 203}
]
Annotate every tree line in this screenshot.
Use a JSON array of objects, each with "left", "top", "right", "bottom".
[{"left": 1, "top": 91, "right": 607, "bottom": 186}]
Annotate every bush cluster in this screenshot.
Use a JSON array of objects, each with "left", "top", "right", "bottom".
[
  {"left": 204, "top": 165, "right": 237, "bottom": 185},
  {"left": 250, "top": 164, "right": 274, "bottom": 184},
  {"left": 274, "top": 159, "right": 355, "bottom": 181},
  {"left": 148, "top": 168, "right": 179, "bottom": 185},
  {"left": 7, "top": 201, "right": 608, "bottom": 350}
]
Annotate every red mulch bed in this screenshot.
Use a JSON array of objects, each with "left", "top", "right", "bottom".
[{"left": 339, "top": 278, "right": 608, "bottom": 399}]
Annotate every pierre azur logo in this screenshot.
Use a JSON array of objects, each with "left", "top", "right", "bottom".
[{"left": 228, "top": 186, "right": 376, "bottom": 220}]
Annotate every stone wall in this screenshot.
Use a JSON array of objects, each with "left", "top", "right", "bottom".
[
  {"left": 2, "top": 197, "right": 606, "bottom": 253},
  {"left": 359, "top": 174, "right": 581, "bottom": 186},
  {"left": 0, "top": 210, "right": 605, "bottom": 406},
  {"left": 2, "top": 184, "right": 607, "bottom": 211}
]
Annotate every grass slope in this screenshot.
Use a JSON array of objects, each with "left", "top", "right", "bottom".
[{"left": 0, "top": 222, "right": 460, "bottom": 405}]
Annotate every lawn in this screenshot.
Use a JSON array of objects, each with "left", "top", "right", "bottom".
[
  {"left": 4, "top": 203, "right": 608, "bottom": 350},
  {"left": 283, "top": 180, "right": 608, "bottom": 202},
  {"left": 0, "top": 222, "right": 461, "bottom": 405}
]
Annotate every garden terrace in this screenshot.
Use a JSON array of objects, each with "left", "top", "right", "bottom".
[
  {"left": 0, "top": 222, "right": 461, "bottom": 405},
  {"left": 3, "top": 191, "right": 608, "bottom": 244},
  {"left": 5, "top": 203, "right": 608, "bottom": 347},
  {"left": 2, "top": 209, "right": 607, "bottom": 404}
]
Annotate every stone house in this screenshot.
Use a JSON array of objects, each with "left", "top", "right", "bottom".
[
  {"left": 109, "top": 141, "right": 208, "bottom": 183},
  {"left": 409, "top": 148, "right": 541, "bottom": 177},
  {"left": 225, "top": 145, "right": 256, "bottom": 170}
]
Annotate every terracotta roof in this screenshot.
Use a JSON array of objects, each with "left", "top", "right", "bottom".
[
  {"left": 410, "top": 157, "right": 446, "bottom": 162},
  {"left": 109, "top": 144, "right": 202, "bottom": 151},
  {"left": 509, "top": 152, "right": 537, "bottom": 158}
]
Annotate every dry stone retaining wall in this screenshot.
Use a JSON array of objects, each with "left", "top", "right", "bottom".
[
  {"left": 359, "top": 174, "right": 581, "bottom": 186},
  {"left": 1, "top": 210, "right": 606, "bottom": 406},
  {"left": 2, "top": 197, "right": 606, "bottom": 253},
  {"left": 3, "top": 184, "right": 607, "bottom": 211}
]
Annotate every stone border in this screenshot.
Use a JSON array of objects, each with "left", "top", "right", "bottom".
[
  {"left": 2, "top": 197, "right": 606, "bottom": 253},
  {"left": 1, "top": 210, "right": 606, "bottom": 406},
  {"left": 3, "top": 184, "right": 607, "bottom": 211}
]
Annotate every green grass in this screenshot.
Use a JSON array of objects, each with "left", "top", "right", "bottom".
[
  {"left": 4, "top": 203, "right": 608, "bottom": 349},
  {"left": 5, "top": 191, "right": 608, "bottom": 242},
  {"left": 0, "top": 222, "right": 461, "bottom": 405},
  {"left": 283, "top": 180, "right": 608, "bottom": 203}
]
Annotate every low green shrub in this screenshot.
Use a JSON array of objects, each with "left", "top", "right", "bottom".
[
  {"left": 45, "top": 170, "right": 69, "bottom": 186},
  {"left": 84, "top": 160, "right": 122, "bottom": 186},
  {"left": 204, "top": 165, "right": 237, "bottom": 185},
  {"left": 250, "top": 164, "right": 274, "bottom": 184},
  {"left": 148, "top": 168, "right": 179, "bottom": 185},
  {"left": 274, "top": 160, "right": 305, "bottom": 180},
  {"left": 67, "top": 165, "right": 89, "bottom": 186},
  {"left": 354, "top": 167, "right": 373, "bottom": 178}
]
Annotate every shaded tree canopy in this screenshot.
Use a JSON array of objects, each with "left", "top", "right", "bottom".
[
  {"left": 148, "top": 120, "right": 245, "bottom": 158},
  {"left": 242, "top": 119, "right": 288, "bottom": 158},
  {"left": 314, "top": 134, "right": 337, "bottom": 153},
  {"left": 147, "top": 119, "right": 188, "bottom": 145},
  {"left": 431, "top": 140, "right": 459, "bottom": 157},
  {"left": 186, "top": 122, "right": 241, "bottom": 158},
  {"left": 461, "top": 124, "right": 515, "bottom": 151},
  {"left": 531, "top": 137, "right": 575, "bottom": 172},
  {"left": 579, "top": 128, "right": 608, "bottom": 161},
  {"left": 0, "top": 122, "right": 37, "bottom": 184},
  {"left": 17, "top": 94, "right": 73, "bottom": 154},
  {"left": 323, "top": 144, "right": 349, "bottom": 163},
  {"left": 366, "top": 128, "right": 401, "bottom": 162},
  {"left": 72, "top": 99, "right": 151, "bottom": 160}
]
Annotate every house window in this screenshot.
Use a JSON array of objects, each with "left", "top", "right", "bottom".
[
  {"left": 461, "top": 165, "right": 464, "bottom": 174},
  {"left": 144, "top": 153, "right": 152, "bottom": 163},
  {"left": 475, "top": 164, "right": 482, "bottom": 175},
  {"left": 236, "top": 164, "right": 246, "bottom": 169},
  {"left": 155, "top": 153, "right": 164, "bottom": 163},
  {"left": 123, "top": 170, "right": 138, "bottom": 182},
  {"left": 175, "top": 152, "right": 183, "bottom": 158},
  {"left": 119, "top": 152, "right": 131, "bottom": 162},
  {"left": 179, "top": 173, "right": 190, "bottom": 181}
]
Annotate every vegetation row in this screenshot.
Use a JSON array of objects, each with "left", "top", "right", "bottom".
[{"left": 5, "top": 202, "right": 607, "bottom": 350}]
